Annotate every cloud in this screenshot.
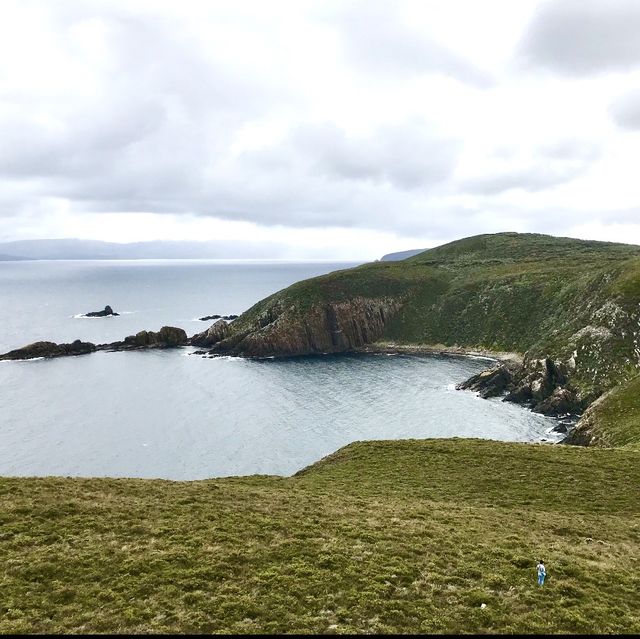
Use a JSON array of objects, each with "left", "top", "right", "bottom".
[
  {"left": 459, "top": 139, "right": 601, "bottom": 195},
  {"left": 609, "top": 88, "right": 640, "bottom": 129},
  {"left": 519, "top": 0, "right": 640, "bottom": 75},
  {"left": 2, "top": 1, "right": 640, "bottom": 253},
  {"left": 288, "top": 122, "right": 459, "bottom": 191},
  {"left": 334, "top": 0, "right": 493, "bottom": 88}
]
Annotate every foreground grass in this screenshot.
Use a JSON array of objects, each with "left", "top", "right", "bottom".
[{"left": 1, "top": 439, "right": 639, "bottom": 634}]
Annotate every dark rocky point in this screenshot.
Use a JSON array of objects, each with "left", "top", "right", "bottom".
[
  {"left": 85, "top": 305, "right": 119, "bottom": 317},
  {"left": 0, "top": 339, "right": 96, "bottom": 361},
  {"left": 0, "top": 326, "right": 188, "bottom": 360},
  {"left": 190, "top": 319, "right": 231, "bottom": 348},
  {"left": 457, "top": 356, "right": 583, "bottom": 418},
  {"left": 455, "top": 363, "right": 516, "bottom": 398},
  {"left": 102, "top": 326, "right": 189, "bottom": 351},
  {"left": 198, "top": 314, "right": 238, "bottom": 321}
]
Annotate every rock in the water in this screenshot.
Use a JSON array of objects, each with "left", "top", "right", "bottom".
[
  {"left": 190, "top": 319, "right": 231, "bottom": 347},
  {"left": 0, "top": 339, "right": 96, "bottom": 361},
  {"left": 1, "top": 326, "right": 188, "bottom": 361},
  {"left": 459, "top": 355, "right": 584, "bottom": 417},
  {"left": 198, "top": 314, "right": 238, "bottom": 321},
  {"left": 455, "top": 364, "right": 514, "bottom": 398},
  {"left": 115, "top": 326, "right": 188, "bottom": 349},
  {"left": 85, "top": 305, "right": 119, "bottom": 317},
  {"left": 536, "top": 387, "right": 580, "bottom": 416},
  {"left": 551, "top": 423, "right": 569, "bottom": 434}
]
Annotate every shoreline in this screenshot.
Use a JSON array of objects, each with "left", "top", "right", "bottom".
[{"left": 354, "top": 341, "right": 523, "bottom": 365}]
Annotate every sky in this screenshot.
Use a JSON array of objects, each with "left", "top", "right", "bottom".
[{"left": 1, "top": 0, "right": 640, "bottom": 259}]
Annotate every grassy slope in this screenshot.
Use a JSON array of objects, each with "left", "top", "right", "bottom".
[
  {"left": 233, "top": 233, "right": 640, "bottom": 402},
  {"left": 574, "top": 375, "right": 640, "bottom": 450},
  {"left": 2, "top": 439, "right": 639, "bottom": 635}
]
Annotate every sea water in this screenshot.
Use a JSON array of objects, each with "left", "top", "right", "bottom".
[{"left": 0, "top": 259, "right": 560, "bottom": 479}]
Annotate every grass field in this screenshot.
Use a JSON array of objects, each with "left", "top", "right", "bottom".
[{"left": 2, "top": 439, "right": 639, "bottom": 634}]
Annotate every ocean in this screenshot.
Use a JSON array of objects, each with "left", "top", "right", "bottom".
[{"left": 0, "top": 259, "right": 560, "bottom": 479}]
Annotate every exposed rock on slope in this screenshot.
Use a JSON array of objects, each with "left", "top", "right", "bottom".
[
  {"left": 190, "top": 319, "right": 230, "bottom": 347},
  {"left": 562, "top": 374, "right": 640, "bottom": 449},
  {"left": 209, "top": 297, "right": 402, "bottom": 357},
  {"left": 456, "top": 357, "right": 582, "bottom": 416}
]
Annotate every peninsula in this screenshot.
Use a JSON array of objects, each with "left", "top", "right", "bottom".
[{"left": 3, "top": 232, "right": 640, "bottom": 448}]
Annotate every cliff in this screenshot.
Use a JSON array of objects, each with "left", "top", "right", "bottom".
[
  {"left": 204, "top": 232, "right": 640, "bottom": 437},
  {"left": 207, "top": 296, "right": 402, "bottom": 357},
  {"left": 212, "top": 233, "right": 640, "bottom": 390}
]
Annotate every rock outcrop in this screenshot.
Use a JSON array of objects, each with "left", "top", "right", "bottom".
[
  {"left": 102, "top": 326, "right": 189, "bottom": 351},
  {"left": 561, "top": 390, "right": 612, "bottom": 446},
  {"left": 190, "top": 320, "right": 230, "bottom": 347},
  {"left": 0, "top": 339, "right": 96, "bottom": 361},
  {"left": 199, "top": 314, "right": 238, "bottom": 321},
  {"left": 85, "top": 305, "right": 119, "bottom": 317},
  {"left": 456, "top": 363, "right": 518, "bottom": 399},
  {"left": 0, "top": 326, "right": 188, "bottom": 361},
  {"left": 457, "top": 357, "right": 583, "bottom": 417},
  {"left": 209, "top": 297, "right": 402, "bottom": 358}
]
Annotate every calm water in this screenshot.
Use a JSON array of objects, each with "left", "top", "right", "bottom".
[{"left": 0, "top": 260, "right": 560, "bottom": 479}]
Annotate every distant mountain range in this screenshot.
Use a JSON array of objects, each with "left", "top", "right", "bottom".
[
  {"left": 0, "top": 239, "right": 293, "bottom": 261},
  {"left": 380, "top": 248, "right": 427, "bottom": 261}
]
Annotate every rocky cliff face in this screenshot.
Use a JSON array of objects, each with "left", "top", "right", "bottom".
[
  {"left": 190, "top": 319, "right": 230, "bottom": 348},
  {"left": 456, "top": 356, "right": 584, "bottom": 417},
  {"left": 209, "top": 297, "right": 402, "bottom": 357}
]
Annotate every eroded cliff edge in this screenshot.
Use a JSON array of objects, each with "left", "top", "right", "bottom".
[{"left": 203, "top": 296, "right": 403, "bottom": 357}]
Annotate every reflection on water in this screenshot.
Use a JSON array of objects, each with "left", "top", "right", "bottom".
[{"left": 0, "top": 350, "right": 559, "bottom": 479}]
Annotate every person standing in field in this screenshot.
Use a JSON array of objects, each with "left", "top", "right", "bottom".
[{"left": 536, "top": 560, "right": 546, "bottom": 586}]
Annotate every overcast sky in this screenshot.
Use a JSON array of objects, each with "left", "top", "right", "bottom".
[{"left": 1, "top": 0, "right": 640, "bottom": 259}]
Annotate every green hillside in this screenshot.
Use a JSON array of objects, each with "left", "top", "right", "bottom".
[
  {"left": 2, "top": 439, "right": 638, "bottom": 634},
  {"left": 566, "top": 374, "right": 640, "bottom": 450},
  {"left": 216, "top": 233, "right": 640, "bottom": 400}
]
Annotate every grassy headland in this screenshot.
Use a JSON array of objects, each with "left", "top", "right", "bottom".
[
  {"left": 213, "top": 232, "right": 640, "bottom": 443},
  {"left": 2, "top": 439, "right": 639, "bottom": 634}
]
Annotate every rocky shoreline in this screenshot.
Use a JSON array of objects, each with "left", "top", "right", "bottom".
[
  {"left": 0, "top": 324, "right": 584, "bottom": 444},
  {"left": 0, "top": 326, "right": 189, "bottom": 361},
  {"left": 354, "top": 341, "right": 523, "bottom": 364}
]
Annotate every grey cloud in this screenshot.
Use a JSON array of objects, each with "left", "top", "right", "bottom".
[
  {"left": 463, "top": 167, "right": 575, "bottom": 195},
  {"left": 537, "top": 139, "right": 601, "bottom": 161},
  {"left": 0, "top": 6, "right": 281, "bottom": 184},
  {"left": 519, "top": 0, "right": 640, "bottom": 75},
  {"left": 0, "top": 1, "right": 634, "bottom": 246},
  {"left": 461, "top": 138, "right": 601, "bottom": 195},
  {"left": 289, "top": 122, "right": 459, "bottom": 191},
  {"left": 610, "top": 89, "right": 640, "bottom": 129},
  {"left": 334, "top": 0, "right": 493, "bottom": 88}
]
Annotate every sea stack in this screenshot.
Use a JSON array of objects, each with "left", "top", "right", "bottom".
[{"left": 85, "top": 305, "right": 119, "bottom": 317}]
